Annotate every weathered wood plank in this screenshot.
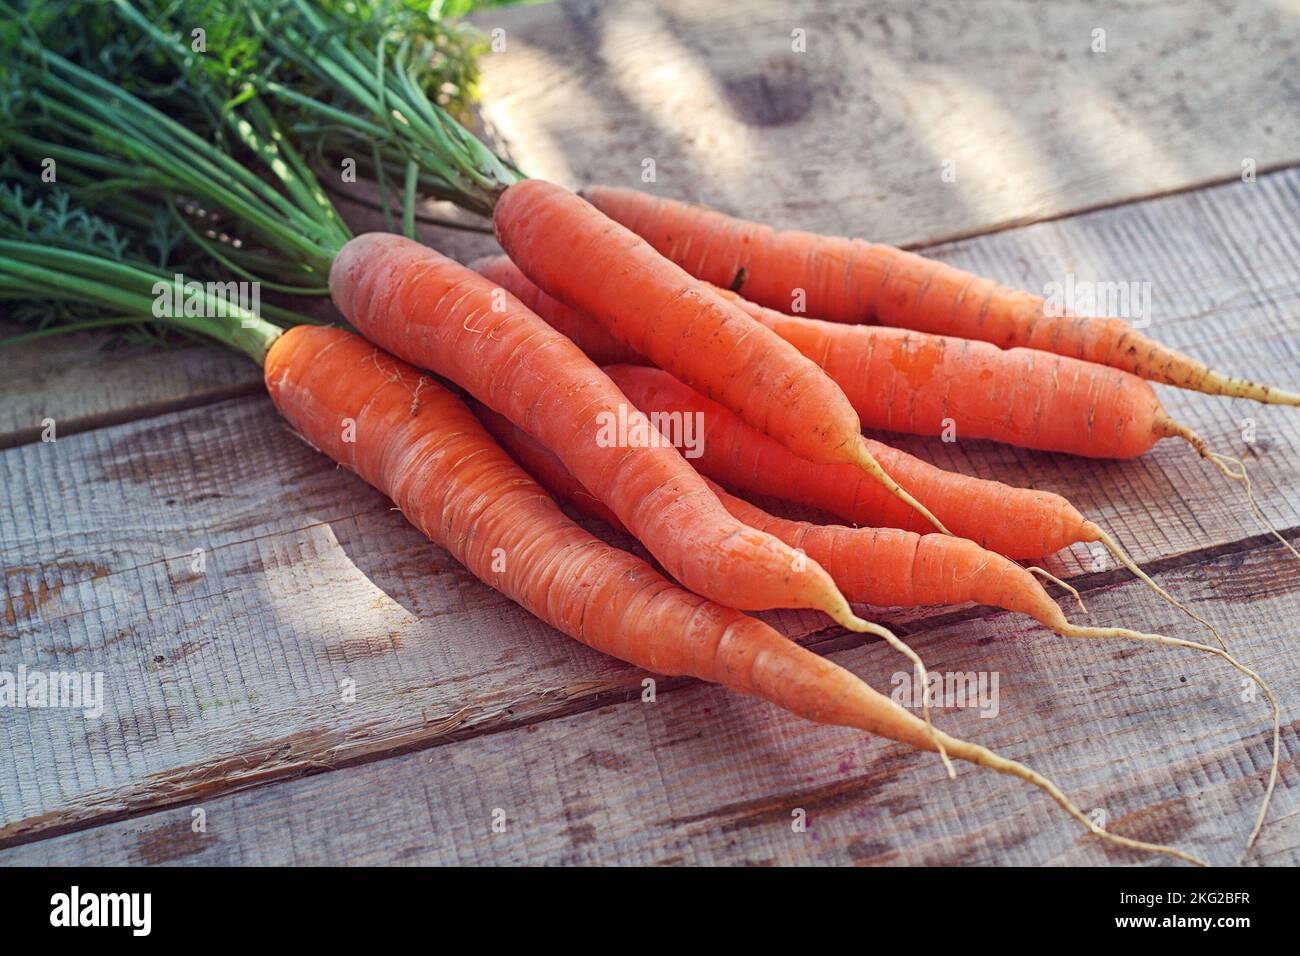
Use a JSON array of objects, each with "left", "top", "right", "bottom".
[
  {"left": 0, "top": 327, "right": 262, "bottom": 450},
  {"left": 3, "top": 544, "right": 1295, "bottom": 866},
  {"left": 471, "top": 0, "right": 1300, "bottom": 246},
  {"left": 2, "top": 171, "right": 1299, "bottom": 846}
]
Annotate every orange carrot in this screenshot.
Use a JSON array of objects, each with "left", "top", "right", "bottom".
[
  {"left": 329, "top": 232, "right": 869, "bottom": 631},
  {"left": 583, "top": 186, "right": 1300, "bottom": 406},
  {"left": 267, "top": 325, "right": 1208, "bottom": 865},
  {"left": 491, "top": 179, "right": 951, "bottom": 534},
  {"left": 471, "top": 254, "right": 642, "bottom": 366},
  {"left": 480, "top": 397, "right": 1280, "bottom": 856},
  {"left": 473, "top": 252, "right": 1205, "bottom": 461},
  {"left": 716, "top": 289, "right": 1196, "bottom": 459}
]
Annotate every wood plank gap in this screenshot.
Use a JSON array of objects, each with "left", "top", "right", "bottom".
[{"left": 0, "top": 381, "right": 265, "bottom": 452}]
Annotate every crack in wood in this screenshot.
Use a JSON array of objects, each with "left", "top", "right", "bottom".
[{"left": 0, "top": 382, "right": 265, "bottom": 452}]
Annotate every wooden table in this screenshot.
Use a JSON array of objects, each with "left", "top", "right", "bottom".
[{"left": 2, "top": 0, "right": 1298, "bottom": 866}]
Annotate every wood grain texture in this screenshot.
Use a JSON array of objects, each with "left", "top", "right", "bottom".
[
  {"left": 2, "top": 171, "right": 1299, "bottom": 851},
  {"left": 0, "top": 327, "right": 262, "bottom": 450},
  {"left": 3, "top": 543, "right": 1295, "bottom": 866},
  {"left": 470, "top": 0, "right": 1300, "bottom": 246},
  {"left": 6, "top": 0, "right": 1300, "bottom": 859}
]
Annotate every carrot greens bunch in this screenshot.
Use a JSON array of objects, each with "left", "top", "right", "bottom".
[
  {"left": 0, "top": 175, "right": 312, "bottom": 360},
  {"left": 106, "top": 0, "right": 521, "bottom": 219},
  {"left": 3, "top": 14, "right": 352, "bottom": 294}
]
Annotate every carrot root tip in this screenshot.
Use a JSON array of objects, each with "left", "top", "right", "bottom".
[
  {"left": 1086, "top": 527, "right": 1229, "bottom": 650},
  {"left": 952, "top": 736, "right": 1209, "bottom": 866},
  {"left": 1055, "top": 622, "right": 1280, "bottom": 856},
  {"left": 1199, "top": 368, "right": 1300, "bottom": 407},
  {"left": 1201, "top": 451, "right": 1300, "bottom": 563},
  {"left": 842, "top": 611, "right": 956, "bottom": 779},
  {"left": 1027, "top": 565, "right": 1087, "bottom": 614},
  {"left": 851, "top": 442, "right": 952, "bottom": 536}
]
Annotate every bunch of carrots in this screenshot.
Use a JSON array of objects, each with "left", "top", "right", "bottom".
[{"left": 2, "top": 0, "right": 1294, "bottom": 865}]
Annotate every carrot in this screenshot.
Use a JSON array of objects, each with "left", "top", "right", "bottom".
[
  {"left": 268, "top": 325, "right": 1213, "bottom": 864},
  {"left": 718, "top": 288, "right": 1299, "bottom": 562},
  {"left": 329, "top": 232, "right": 875, "bottom": 632},
  {"left": 474, "top": 252, "right": 1205, "bottom": 461},
  {"left": 583, "top": 186, "right": 1300, "bottom": 406},
  {"left": 717, "top": 289, "right": 1196, "bottom": 459},
  {"left": 471, "top": 254, "right": 643, "bottom": 366},
  {"left": 479, "top": 397, "right": 1281, "bottom": 854},
  {"left": 605, "top": 363, "right": 1243, "bottom": 640},
  {"left": 491, "top": 179, "right": 952, "bottom": 535}
]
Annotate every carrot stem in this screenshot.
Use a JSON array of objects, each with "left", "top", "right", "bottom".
[
  {"left": 402, "top": 160, "right": 420, "bottom": 241},
  {"left": 0, "top": 244, "right": 284, "bottom": 364}
]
